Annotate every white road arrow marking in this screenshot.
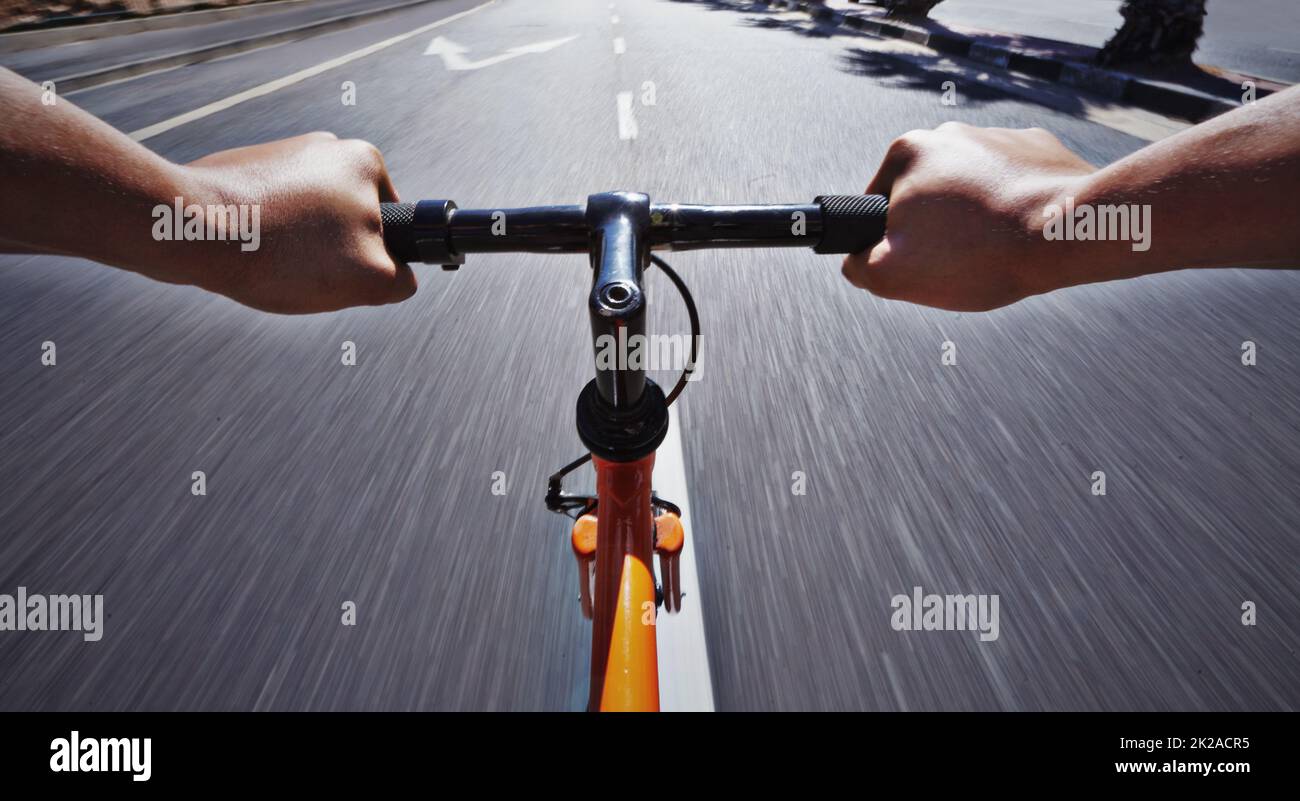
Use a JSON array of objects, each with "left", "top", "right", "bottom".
[{"left": 424, "top": 35, "right": 577, "bottom": 70}]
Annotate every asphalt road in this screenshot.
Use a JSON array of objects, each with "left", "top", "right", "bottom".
[{"left": 0, "top": 0, "right": 1296, "bottom": 711}]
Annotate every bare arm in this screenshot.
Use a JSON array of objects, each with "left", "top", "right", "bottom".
[
  {"left": 0, "top": 67, "right": 414, "bottom": 314},
  {"left": 842, "top": 84, "right": 1300, "bottom": 310}
]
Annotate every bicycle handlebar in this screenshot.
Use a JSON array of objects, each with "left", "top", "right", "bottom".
[
  {"left": 379, "top": 191, "right": 887, "bottom": 413},
  {"left": 379, "top": 194, "right": 887, "bottom": 266}
]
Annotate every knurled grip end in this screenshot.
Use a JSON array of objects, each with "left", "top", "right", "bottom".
[
  {"left": 380, "top": 200, "right": 462, "bottom": 268},
  {"left": 380, "top": 202, "right": 418, "bottom": 263},
  {"left": 814, "top": 194, "right": 888, "bottom": 255}
]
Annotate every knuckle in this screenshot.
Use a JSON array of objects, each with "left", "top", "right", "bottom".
[
  {"left": 884, "top": 133, "right": 921, "bottom": 162},
  {"left": 359, "top": 253, "right": 415, "bottom": 306},
  {"left": 345, "top": 139, "right": 385, "bottom": 169},
  {"left": 394, "top": 270, "right": 418, "bottom": 301},
  {"left": 841, "top": 259, "right": 868, "bottom": 289},
  {"left": 842, "top": 257, "right": 892, "bottom": 296},
  {"left": 376, "top": 275, "right": 415, "bottom": 305}
]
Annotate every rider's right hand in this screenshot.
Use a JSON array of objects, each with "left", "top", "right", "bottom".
[
  {"left": 841, "top": 122, "right": 1097, "bottom": 312},
  {"left": 844, "top": 85, "right": 1300, "bottom": 310},
  {"left": 182, "top": 132, "right": 416, "bottom": 314}
]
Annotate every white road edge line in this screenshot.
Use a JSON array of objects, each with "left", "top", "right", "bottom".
[
  {"left": 616, "top": 91, "right": 637, "bottom": 140},
  {"left": 613, "top": 36, "right": 625, "bottom": 55},
  {"left": 653, "top": 406, "right": 716, "bottom": 712},
  {"left": 128, "top": 0, "right": 496, "bottom": 141}
]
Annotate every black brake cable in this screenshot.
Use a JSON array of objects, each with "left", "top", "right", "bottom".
[
  {"left": 651, "top": 254, "right": 700, "bottom": 405},
  {"left": 544, "top": 254, "right": 700, "bottom": 518}
]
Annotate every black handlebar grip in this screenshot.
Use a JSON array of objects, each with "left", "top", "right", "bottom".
[
  {"left": 380, "top": 200, "right": 462, "bottom": 267},
  {"left": 814, "top": 194, "right": 888, "bottom": 255},
  {"left": 380, "top": 202, "right": 419, "bottom": 263}
]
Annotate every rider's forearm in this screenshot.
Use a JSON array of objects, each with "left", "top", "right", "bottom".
[
  {"left": 2, "top": 67, "right": 412, "bottom": 314},
  {"left": 1042, "top": 84, "right": 1300, "bottom": 294},
  {"left": 0, "top": 68, "right": 221, "bottom": 285}
]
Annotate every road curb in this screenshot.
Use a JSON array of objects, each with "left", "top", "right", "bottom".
[
  {"left": 45, "top": 0, "right": 442, "bottom": 93},
  {"left": 770, "top": 0, "right": 1275, "bottom": 123}
]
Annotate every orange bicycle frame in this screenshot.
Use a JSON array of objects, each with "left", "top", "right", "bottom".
[{"left": 587, "top": 453, "right": 659, "bottom": 712}]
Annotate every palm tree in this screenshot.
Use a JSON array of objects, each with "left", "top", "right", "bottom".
[{"left": 1097, "top": 0, "right": 1208, "bottom": 66}]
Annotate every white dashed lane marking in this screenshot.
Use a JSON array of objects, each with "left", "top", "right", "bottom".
[{"left": 616, "top": 91, "right": 637, "bottom": 140}]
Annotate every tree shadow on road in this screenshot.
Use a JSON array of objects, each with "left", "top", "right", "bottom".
[
  {"left": 743, "top": 15, "right": 841, "bottom": 39},
  {"left": 667, "top": 0, "right": 781, "bottom": 12},
  {"left": 671, "top": 0, "right": 849, "bottom": 30},
  {"left": 838, "top": 46, "right": 1085, "bottom": 114},
  {"left": 672, "top": 0, "right": 888, "bottom": 42},
  {"left": 672, "top": 0, "right": 1261, "bottom": 105},
  {"left": 670, "top": 0, "right": 1095, "bottom": 117}
]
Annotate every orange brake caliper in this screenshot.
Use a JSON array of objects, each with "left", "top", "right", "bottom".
[
  {"left": 571, "top": 514, "right": 598, "bottom": 619},
  {"left": 654, "top": 512, "right": 684, "bottom": 613},
  {"left": 570, "top": 510, "right": 686, "bottom": 617}
]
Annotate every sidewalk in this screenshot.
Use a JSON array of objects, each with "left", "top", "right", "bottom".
[
  {"left": 0, "top": 0, "right": 441, "bottom": 92},
  {"left": 886, "top": 0, "right": 1300, "bottom": 84},
  {"left": 790, "top": 0, "right": 1288, "bottom": 122}
]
